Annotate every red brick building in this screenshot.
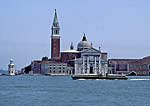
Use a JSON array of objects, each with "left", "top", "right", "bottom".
[{"left": 108, "top": 56, "right": 150, "bottom": 75}]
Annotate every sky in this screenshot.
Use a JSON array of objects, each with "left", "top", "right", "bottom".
[{"left": 0, "top": 0, "right": 150, "bottom": 70}]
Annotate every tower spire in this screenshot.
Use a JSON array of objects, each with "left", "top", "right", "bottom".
[
  {"left": 53, "top": 9, "right": 59, "bottom": 27},
  {"left": 51, "top": 9, "right": 60, "bottom": 35}
]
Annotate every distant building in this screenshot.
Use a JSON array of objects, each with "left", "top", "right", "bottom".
[
  {"left": 27, "top": 9, "right": 109, "bottom": 76},
  {"left": 31, "top": 60, "right": 41, "bottom": 74},
  {"left": 74, "top": 44, "right": 108, "bottom": 75},
  {"left": 41, "top": 61, "right": 73, "bottom": 75},
  {"left": 61, "top": 42, "right": 80, "bottom": 66},
  {"left": 23, "top": 65, "right": 31, "bottom": 74},
  {"left": 108, "top": 56, "right": 150, "bottom": 76},
  {"left": 25, "top": 9, "right": 150, "bottom": 76},
  {"left": 8, "top": 59, "right": 15, "bottom": 75},
  {"left": 108, "top": 59, "right": 137, "bottom": 74}
]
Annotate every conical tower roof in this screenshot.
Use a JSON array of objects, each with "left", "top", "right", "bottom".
[{"left": 53, "top": 9, "right": 59, "bottom": 27}]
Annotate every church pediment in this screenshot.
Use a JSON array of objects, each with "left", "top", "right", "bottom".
[{"left": 82, "top": 48, "right": 100, "bottom": 54}]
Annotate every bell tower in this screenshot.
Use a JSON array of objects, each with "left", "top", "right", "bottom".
[{"left": 51, "top": 9, "right": 60, "bottom": 60}]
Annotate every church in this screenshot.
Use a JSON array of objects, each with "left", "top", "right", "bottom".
[
  {"left": 28, "top": 9, "right": 108, "bottom": 75},
  {"left": 24, "top": 9, "right": 150, "bottom": 76}
]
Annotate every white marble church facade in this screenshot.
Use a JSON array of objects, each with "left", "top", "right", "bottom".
[{"left": 74, "top": 48, "right": 108, "bottom": 76}]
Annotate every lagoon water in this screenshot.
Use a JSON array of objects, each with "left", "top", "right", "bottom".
[{"left": 0, "top": 76, "right": 150, "bottom": 106}]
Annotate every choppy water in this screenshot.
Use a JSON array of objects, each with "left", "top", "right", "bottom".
[{"left": 0, "top": 76, "right": 150, "bottom": 106}]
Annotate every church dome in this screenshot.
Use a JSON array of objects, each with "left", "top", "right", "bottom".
[{"left": 77, "top": 34, "right": 91, "bottom": 51}]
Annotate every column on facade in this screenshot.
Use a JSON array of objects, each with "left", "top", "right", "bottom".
[
  {"left": 71, "top": 67, "right": 73, "bottom": 75},
  {"left": 82, "top": 56, "right": 85, "bottom": 74},
  {"left": 114, "top": 63, "right": 116, "bottom": 73},
  {"left": 94, "top": 56, "right": 97, "bottom": 74},
  {"left": 98, "top": 55, "right": 101, "bottom": 75},
  {"left": 104, "top": 64, "right": 106, "bottom": 76},
  {"left": 79, "top": 64, "right": 82, "bottom": 74},
  {"left": 87, "top": 56, "right": 89, "bottom": 74},
  {"left": 104, "top": 63, "right": 108, "bottom": 76},
  {"left": 75, "top": 57, "right": 77, "bottom": 75}
]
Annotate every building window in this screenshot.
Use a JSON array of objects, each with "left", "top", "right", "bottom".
[
  {"left": 55, "top": 30, "right": 57, "bottom": 34},
  {"left": 148, "top": 64, "right": 150, "bottom": 69}
]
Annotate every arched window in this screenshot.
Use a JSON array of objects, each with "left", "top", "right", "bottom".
[
  {"left": 55, "top": 30, "right": 58, "bottom": 35},
  {"left": 148, "top": 64, "right": 150, "bottom": 69}
]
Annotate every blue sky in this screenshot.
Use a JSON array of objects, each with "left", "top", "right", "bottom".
[{"left": 0, "top": 0, "right": 150, "bottom": 70}]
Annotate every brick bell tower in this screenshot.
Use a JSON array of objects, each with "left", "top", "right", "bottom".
[{"left": 51, "top": 9, "right": 60, "bottom": 60}]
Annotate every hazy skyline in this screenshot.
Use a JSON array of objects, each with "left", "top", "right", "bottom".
[{"left": 0, "top": 0, "right": 150, "bottom": 70}]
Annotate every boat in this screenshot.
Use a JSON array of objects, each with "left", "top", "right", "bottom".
[{"left": 71, "top": 74, "right": 128, "bottom": 80}]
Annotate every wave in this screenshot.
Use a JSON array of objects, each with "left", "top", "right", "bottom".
[{"left": 129, "top": 79, "right": 150, "bottom": 81}]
